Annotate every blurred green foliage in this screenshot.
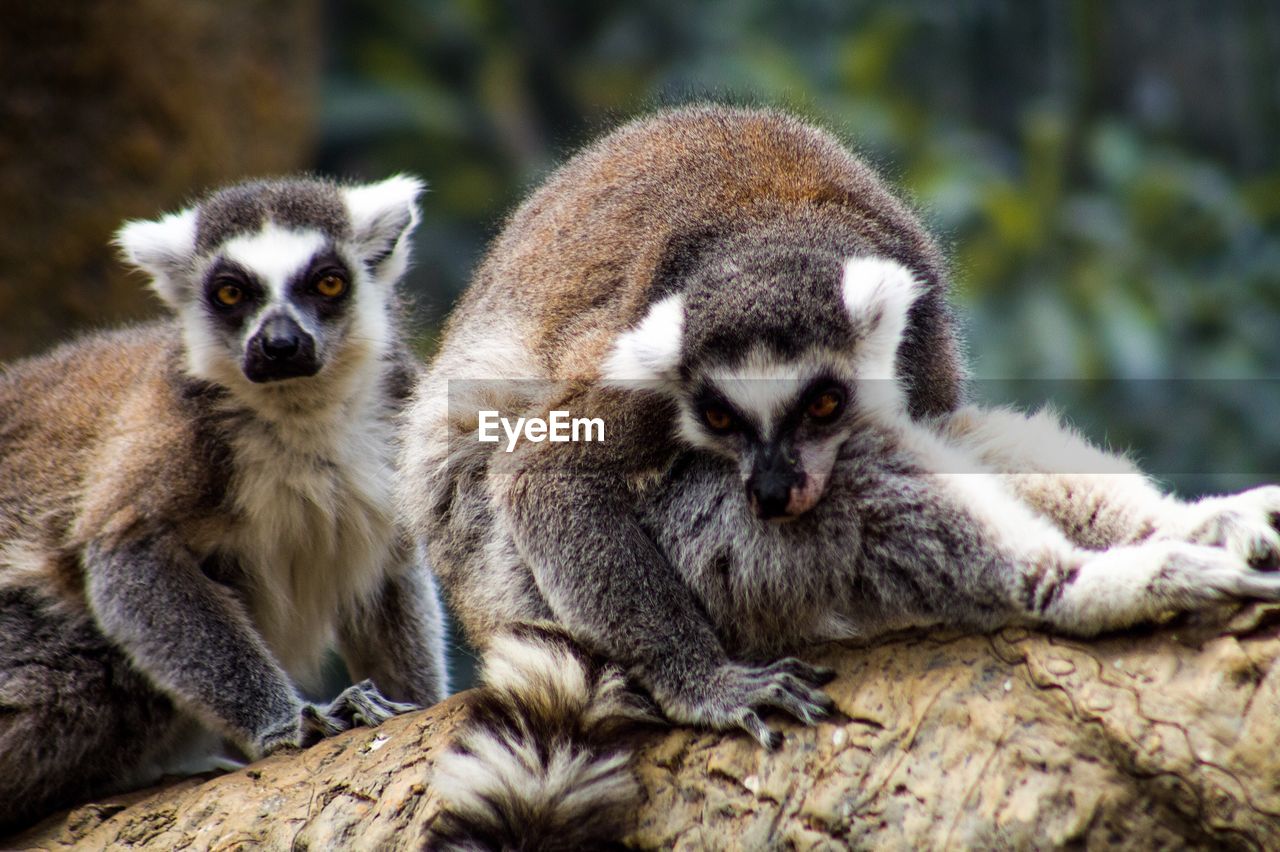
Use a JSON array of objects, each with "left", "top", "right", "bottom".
[{"left": 319, "top": 0, "right": 1280, "bottom": 495}]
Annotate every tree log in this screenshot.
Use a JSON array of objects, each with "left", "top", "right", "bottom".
[{"left": 14, "top": 605, "right": 1280, "bottom": 850}]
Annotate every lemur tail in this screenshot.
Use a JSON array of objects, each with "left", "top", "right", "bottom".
[{"left": 426, "top": 623, "right": 658, "bottom": 851}]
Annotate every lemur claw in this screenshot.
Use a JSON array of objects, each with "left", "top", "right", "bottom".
[
  {"left": 661, "top": 657, "right": 834, "bottom": 749},
  {"left": 300, "top": 680, "right": 419, "bottom": 746}
]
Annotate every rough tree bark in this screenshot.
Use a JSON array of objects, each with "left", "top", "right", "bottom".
[
  {"left": 13, "top": 604, "right": 1280, "bottom": 850},
  {"left": 0, "top": 0, "right": 319, "bottom": 361}
]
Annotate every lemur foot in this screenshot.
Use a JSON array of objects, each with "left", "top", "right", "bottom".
[
  {"left": 1094, "top": 540, "right": 1280, "bottom": 608},
  {"left": 660, "top": 658, "right": 836, "bottom": 750},
  {"left": 1050, "top": 541, "right": 1280, "bottom": 636},
  {"left": 1161, "top": 487, "right": 1280, "bottom": 570},
  {"left": 300, "top": 680, "right": 420, "bottom": 746}
]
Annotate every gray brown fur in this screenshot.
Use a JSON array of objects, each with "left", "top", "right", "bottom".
[
  {"left": 434, "top": 103, "right": 963, "bottom": 412},
  {"left": 406, "top": 105, "right": 965, "bottom": 849},
  {"left": 407, "top": 104, "right": 965, "bottom": 644},
  {"left": 404, "top": 106, "right": 1280, "bottom": 851},
  {"left": 194, "top": 178, "right": 352, "bottom": 254},
  {"left": 0, "top": 175, "right": 446, "bottom": 832}
]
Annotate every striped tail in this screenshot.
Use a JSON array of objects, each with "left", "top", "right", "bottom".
[{"left": 426, "top": 623, "right": 658, "bottom": 851}]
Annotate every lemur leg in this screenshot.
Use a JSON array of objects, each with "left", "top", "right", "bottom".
[
  {"left": 85, "top": 532, "right": 392, "bottom": 760},
  {"left": 938, "top": 405, "right": 1280, "bottom": 565},
  {"left": 0, "top": 589, "right": 177, "bottom": 833},
  {"left": 502, "top": 389, "right": 834, "bottom": 748},
  {"left": 934, "top": 473, "right": 1280, "bottom": 636},
  {"left": 338, "top": 540, "right": 450, "bottom": 708},
  {"left": 872, "top": 416, "right": 1280, "bottom": 637}
]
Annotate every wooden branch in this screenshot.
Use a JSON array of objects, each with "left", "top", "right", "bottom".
[{"left": 17, "top": 605, "right": 1280, "bottom": 850}]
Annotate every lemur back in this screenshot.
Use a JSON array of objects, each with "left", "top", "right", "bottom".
[
  {"left": 436, "top": 105, "right": 960, "bottom": 403},
  {"left": 0, "top": 176, "right": 447, "bottom": 832}
]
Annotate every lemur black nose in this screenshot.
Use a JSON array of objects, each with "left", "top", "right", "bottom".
[
  {"left": 261, "top": 318, "right": 302, "bottom": 360},
  {"left": 262, "top": 333, "right": 300, "bottom": 359},
  {"left": 751, "top": 478, "right": 793, "bottom": 519},
  {"left": 243, "top": 315, "right": 319, "bottom": 382},
  {"left": 748, "top": 446, "right": 804, "bottom": 520}
]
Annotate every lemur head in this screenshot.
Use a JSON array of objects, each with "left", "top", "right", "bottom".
[
  {"left": 117, "top": 175, "right": 423, "bottom": 400},
  {"left": 605, "top": 248, "right": 921, "bottom": 521}
]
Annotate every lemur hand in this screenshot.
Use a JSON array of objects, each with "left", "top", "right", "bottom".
[
  {"left": 1161, "top": 486, "right": 1280, "bottom": 570},
  {"left": 298, "top": 679, "right": 420, "bottom": 746},
  {"left": 656, "top": 658, "right": 836, "bottom": 749},
  {"left": 240, "top": 680, "right": 421, "bottom": 752}
]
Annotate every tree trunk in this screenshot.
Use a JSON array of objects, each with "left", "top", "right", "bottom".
[
  {"left": 14, "top": 604, "right": 1280, "bottom": 850},
  {"left": 0, "top": 0, "right": 319, "bottom": 361}
]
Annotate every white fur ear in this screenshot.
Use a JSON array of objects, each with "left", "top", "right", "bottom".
[
  {"left": 115, "top": 208, "right": 198, "bottom": 309},
  {"left": 841, "top": 256, "right": 923, "bottom": 381},
  {"left": 343, "top": 174, "right": 425, "bottom": 282},
  {"left": 602, "top": 294, "right": 685, "bottom": 388}
]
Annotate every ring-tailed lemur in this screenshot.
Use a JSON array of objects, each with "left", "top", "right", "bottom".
[
  {"left": 401, "top": 106, "right": 1280, "bottom": 849},
  {"left": 0, "top": 175, "right": 448, "bottom": 832},
  {"left": 406, "top": 104, "right": 962, "bottom": 848}
]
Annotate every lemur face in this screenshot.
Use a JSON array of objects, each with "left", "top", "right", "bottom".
[
  {"left": 606, "top": 253, "right": 921, "bottom": 521},
  {"left": 198, "top": 226, "right": 351, "bottom": 383},
  {"left": 117, "top": 175, "right": 423, "bottom": 392},
  {"left": 681, "top": 349, "right": 856, "bottom": 519}
]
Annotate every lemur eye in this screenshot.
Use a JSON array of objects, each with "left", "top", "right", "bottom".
[
  {"left": 807, "top": 389, "right": 844, "bottom": 421},
  {"left": 315, "top": 275, "right": 347, "bottom": 298},
  {"left": 703, "top": 406, "right": 735, "bottom": 433},
  {"left": 215, "top": 283, "right": 243, "bottom": 306}
]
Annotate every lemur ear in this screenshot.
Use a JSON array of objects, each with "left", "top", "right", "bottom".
[
  {"left": 116, "top": 208, "right": 198, "bottom": 310},
  {"left": 841, "top": 256, "right": 923, "bottom": 381},
  {"left": 342, "top": 174, "right": 426, "bottom": 281},
  {"left": 602, "top": 293, "right": 685, "bottom": 388}
]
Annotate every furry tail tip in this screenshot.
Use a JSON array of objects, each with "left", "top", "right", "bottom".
[{"left": 425, "top": 623, "right": 656, "bottom": 851}]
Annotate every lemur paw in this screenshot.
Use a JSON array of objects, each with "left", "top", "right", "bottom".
[
  {"left": 1054, "top": 541, "right": 1280, "bottom": 636},
  {"left": 1109, "top": 540, "right": 1280, "bottom": 605},
  {"left": 660, "top": 658, "right": 836, "bottom": 749},
  {"left": 1162, "top": 487, "right": 1280, "bottom": 570},
  {"left": 300, "top": 680, "right": 420, "bottom": 747}
]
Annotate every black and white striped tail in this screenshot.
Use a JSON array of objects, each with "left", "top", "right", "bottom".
[{"left": 426, "top": 623, "right": 657, "bottom": 851}]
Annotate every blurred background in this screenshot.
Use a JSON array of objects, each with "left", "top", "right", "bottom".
[{"left": 3, "top": 2, "right": 1277, "bottom": 489}]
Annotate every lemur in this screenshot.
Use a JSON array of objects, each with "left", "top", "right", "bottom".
[
  {"left": 400, "top": 106, "right": 1280, "bottom": 849},
  {"left": 0, "top": 175, "right": 448, "bottom": 832}
]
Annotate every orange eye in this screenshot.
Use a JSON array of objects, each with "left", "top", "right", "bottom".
[
  {"left": 704, "top": 406, "right": 734, "bottom": 432},
  {"left": 807, "top": 390, "right": 843, "bottom": 420},
  {"left": 215, "top": 283, "right": 243, "bottom": 306},
  {"left": 315, "top": 275, "right": 346, "bottom": 298}
]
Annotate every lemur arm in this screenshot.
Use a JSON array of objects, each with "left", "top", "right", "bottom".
[
  {"left": 848, "top": 412, "right": 1280, "bottom": 637},
  {"left": 86, "top": 531, "right": 412, "bottom": 757},
  {"left": 338, "top": 539, "right": 449, "bottom": 707},
  {"left": 502, "top": 388, "right": 833, "bottom": 747},
  {"left": 84, "top": 532, "right": 303, "bottom": 757},
  {"left": 937, "top": 405, "right": 1280, "bottom": 565}
]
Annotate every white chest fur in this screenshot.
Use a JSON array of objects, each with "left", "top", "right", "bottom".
[{"left": 225, "top": 399, "right": 398, "bottom": 683}]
